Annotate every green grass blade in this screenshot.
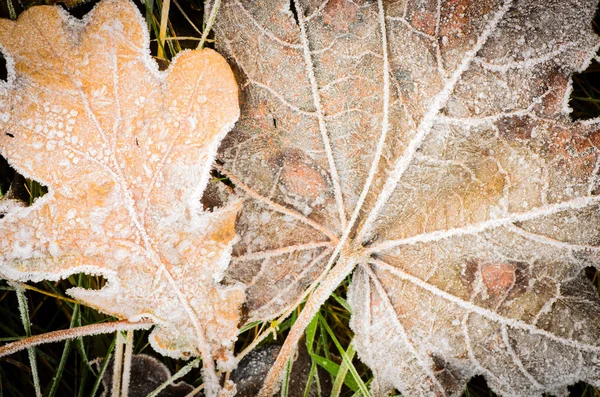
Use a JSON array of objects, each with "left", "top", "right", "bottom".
[
  {"left": 330, "top": 341, "right": 356, "bottom": 397},
  {"left": 239, "top": 320, "right": 263, "bottom": 334},
  {"left": 48, "top": 304, "right": 80, "bottom": 397},
  {"left": 349, "top": 379, "right": 372, "bottom": 397},
  {"left": 330, "top": 292, "right": 352, "bottom": 314},
  {"left": 280, "top": 356, "right": 293, "bottom": 397},
  {"left": 89, "top": 336, "right": 116, "bottom": 397},
  {"left": 318, "top": 314, "right": 370, "bottom": 397},
  {"left": 77, "top": 364, "right": 89, "bottom": 397},
  {"left": 306, "top": 315, "right": 318, "bottom": 354},
  {"left": 145, "top": 0, "right": 155, "bottom": 33},
  {"left": 309, "top": 353, "right": 358, "bottom": 392},
  {"left": 303, "top": 360, "right": 318, "bottom": 397}
]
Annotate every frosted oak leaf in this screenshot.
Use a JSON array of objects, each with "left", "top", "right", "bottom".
[
  {"left": 0, "top": 0, "right": 243, "bottom": 391},
  {"left": 214, "top": 0, "right": 600, "bottom": 395}
]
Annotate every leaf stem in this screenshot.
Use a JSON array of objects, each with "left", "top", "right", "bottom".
[{"left": 258, "top": 257, "right": 358, "bottom": 397}]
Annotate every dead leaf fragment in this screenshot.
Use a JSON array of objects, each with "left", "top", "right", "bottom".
[
  {"left": 0, "top": 0, "right": 242, "bottom": 393},
  {"left": 214, "top": 0, "right": 600, "bottom": 395}
]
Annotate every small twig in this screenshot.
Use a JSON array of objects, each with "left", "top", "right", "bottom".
[{"left": 0, "top": 320, "right": 153, "bottom": 358}]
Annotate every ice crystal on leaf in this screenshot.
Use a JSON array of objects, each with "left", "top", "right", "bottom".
[
  {"left": 0, "top": 0, "right": 242, "bottom": 392},
  {"left": 214, "top": 0, "right": 600, "bottom": 395}
]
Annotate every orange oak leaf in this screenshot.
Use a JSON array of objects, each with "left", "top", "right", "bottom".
[
  {"left": 0, "top": 0, "right": 242, "bottom": 392},
  {"left": 213, "top": 0, "right": 600, "bottom": 395}
]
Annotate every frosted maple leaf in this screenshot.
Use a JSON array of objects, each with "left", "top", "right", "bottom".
[
  {"left": 213, "top": 0, "right": 600, "bottom": 395},
  {"left": 0, "top": 0, "right": 242, "bottom": 393}
]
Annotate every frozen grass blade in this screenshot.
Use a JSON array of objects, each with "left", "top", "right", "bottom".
[
  {"left": 349, "top": 380, "right": 372, "bottom": 397},
  {"left": 198, "top": 0, "right": 221, "bottom": 49},
  {"left": 146, "top": 357, "right": 200, "bottom": 397},
  {"left": 6, "top": 0, "right": 15, "bottom": 21},
  {"left": 330, "top": 292, "right": 352, "bottom": 314},
  {"left": 11, "top": 282, "right": 79, "bottom": 305},
  {"left": 15, "top": 288, "right": 41, "bottom": 397}
]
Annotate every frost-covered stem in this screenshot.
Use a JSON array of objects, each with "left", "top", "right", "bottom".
[
  {"left": 6, "top": 0, "right": 16, "bottom": 20},
  {"left": 232, "top": 248, "right": 334, "bottom": 365},
  {"left": 15, "top": 288, "right": 41, "bottom": 397},
  {"left": 0, "top": 320, "right": 153, "bottom": 358},
  {"left": 148, "top": 358, "right": 200, "bottom": 397},
  {"left": 121, "top": 330, "right": 134, "bottom": 397},
  {"left": 258, "top": 257, "right": 358, "bottom": 397},
  {"left": 112, "top": 331, "right": 126, "bottom": 397},
  {"left": 158, "top": 0, "right": 171, "bottom": 59},
  {"left": 198, "top": 0, "right": 222, "bottom": 49}
]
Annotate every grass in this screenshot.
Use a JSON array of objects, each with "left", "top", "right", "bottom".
[{"left": 0, "top": 0, "right": 599, "bottom": 396}]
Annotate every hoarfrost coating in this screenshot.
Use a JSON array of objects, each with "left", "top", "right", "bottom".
[
  {"left": 0, "top": 0, "right": 242, "bottom": 396},
  {"left": 214, "top": 0, "right": 600, "bottom": 395}
]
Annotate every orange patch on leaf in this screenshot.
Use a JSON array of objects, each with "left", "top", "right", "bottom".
[
  {"left": 323, "top": 0, "right": 358, "bottom": 32},
  {"left": 481, "top": 263, "right": 516, "bottom": 294},
  {"left": 281, "top": 157, "right": 328, "bottom": 200}
]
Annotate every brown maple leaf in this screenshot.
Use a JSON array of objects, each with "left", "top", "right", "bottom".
[
  {"left": 214, "top": 0, "right": 600, "bottom": 395},
  {"left": 0, "top": 0, "right": 242, "bottom": 393}
]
